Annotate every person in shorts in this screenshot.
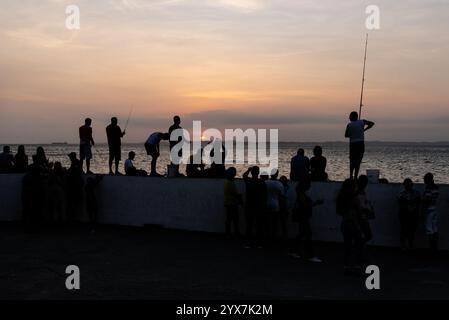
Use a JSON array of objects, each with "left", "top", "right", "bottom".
[
  {"left": 144, "top": 132, "right": 170, "bottom": 176},
  {"left": 79, "top": 118, "right": 95, "bottom": 174},
  {"left": 345, "top": 111, "right": 375, "bottom": 179}
]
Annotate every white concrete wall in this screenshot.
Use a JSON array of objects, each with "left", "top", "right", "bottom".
[{"left": 0, "top": 174, "right": 448, "bottom": 249}]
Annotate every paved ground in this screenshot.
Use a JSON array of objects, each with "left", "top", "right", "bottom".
[{"left": 0, "top": 223, "right": 448, "bottom": 300}]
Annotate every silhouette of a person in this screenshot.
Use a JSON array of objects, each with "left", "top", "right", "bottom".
[
  {"left": 290, "top": 148, "right": 310, "bottom": 182},
  {"left": 397, "top": 178, "right": 420, "bottom": 250},
  {"left": 310, "top": 146, "right": 328, "bottom": 182},
  {"left": 13, "top": 145, "right": 29, "bottom": 173},
  {"left": 66, "top": 152, "right": 84, "bottom": 221},
  {"left": 144, "top": 132, "right": 170, "bottom": 176},
  {"left": 79, "top": 118, "right": 95, "bottom": 174},
  {"left": 0, "top": 146, "right": 14, "bottom": 173},
  {"left": 85, "top": 175, "right": 103, "bottom": 233},
  {"left": 290, "top": 179, "right": 324, "bottom": 263},
  {"left": 243, "top": 166, "right": 267, "bottom": 247},
  {"left": 422, "top": 172, "right": 439, "bottom": 251},
  {"left": 223, "top": 167, "right": 242, "bottom": 236},
  {"left": 345, "top": 111, "right": 374, "bottom": 179},
  {"left": 106, "top": 117, "right": 125, "bottom": 175},
  {"left": 168, "top": 115, "right": 182, "bottom": 167}
]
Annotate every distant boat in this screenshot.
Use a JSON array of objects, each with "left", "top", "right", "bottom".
[{"left": 51, "top": 142, "right": 68, "bottom": 145}]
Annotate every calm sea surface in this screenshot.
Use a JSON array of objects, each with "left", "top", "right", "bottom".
[{"left": 5, "top": 142, "right": 449, "bottom": 184}]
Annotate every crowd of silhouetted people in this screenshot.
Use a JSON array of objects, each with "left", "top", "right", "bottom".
[
  {"left": 0, "top": 145, "right": 102, "bottom": 233},
  {"left": 0, "top": 111, "right": 443, "bottom": 274},
  {"left": 223, "top": 164, "right": 441, "bottom": 275}
]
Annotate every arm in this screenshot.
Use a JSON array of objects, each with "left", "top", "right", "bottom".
[
  {"left": 243, "top": 168, "right": 251, "bottom": 180},
  {"left": 345, "top": 124, "right": 350, "bottom": 138},
  {"left": 363, "top": 119, "right": 375, "bottom": 132},
  {"left": 90, "top": 128, "right": 95, "bottom": 145}
]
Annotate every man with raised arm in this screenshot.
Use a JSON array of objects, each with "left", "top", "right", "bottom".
[{"left": 345, "top": 111, "right": 375, "bottom": 179}]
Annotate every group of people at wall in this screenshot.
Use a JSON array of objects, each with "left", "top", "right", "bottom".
[
  {"left": 0, "top": 111, "right": 442, "bottom": 266},
  {"left": 0, "top": 145, "right": 103, "bottom": 232},
  {"left": 224, "top": 164, "right": 440, "bottom": 274}
]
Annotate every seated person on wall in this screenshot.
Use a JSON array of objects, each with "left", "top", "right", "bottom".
[
  {"left": 186, "top": 150, "right": 205, "bottom": 178},
  {"left": 310, "top": 146, "right": 328, "bottom": 182},
  {"left": 125, "top": 151, "right": 147, "bottom": 176},
  {"left": 0, "top": 146, "right": 14, "bottom": 173},
  {"left": 14, "top": 145, "right": 29, "bottom": 173},
  {"left": 204, "top": 139, "right": 226, "bottom": 179},
  {"left": 290, "top": 148, "right": 310, "bottom": 182}
]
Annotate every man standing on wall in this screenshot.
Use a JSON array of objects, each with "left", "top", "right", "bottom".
[
  {"left": 345, "top": 111, "right": 375, "bottom": 180},
  {"left": 168, "top": 115, "right": 182, "bottom": 172},
  {"left": 106, "top": 117, "right": 125, "bottom": 175},
  {"left": 79, "top": 118, "right": 95, "bottom": 174}
]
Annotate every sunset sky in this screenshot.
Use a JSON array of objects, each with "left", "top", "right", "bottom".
[{"left": 1, "top": 0, "right": 448, "bottom": 143}]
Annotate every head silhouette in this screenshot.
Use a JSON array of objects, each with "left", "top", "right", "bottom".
[
  {"left": 424, "top": 172, "right": 434, "bottom": 185},
  {"left": 18, "top": 145, "right": 25, "bottom": 155},
  {"left": 111, "top": 117, "right": 118, "bottom": 125},
  {"left": 68, "top": 152, "right": 77, "bottom": 161},
  {"left": 250, "top": 166, "right": 260, "bottom": 178},
  {"left": 403, "top": 178, "right": 414, "bottom": 191},
  {"left": 173, "top": 115, "right": 181, "bottom": 125},
  {"left": 36, "top": 146, "right": 45, "bottom": 156},
  {"left": 128, "top": 151, "right": 136, "bottom": 160},
  {"left": 313, "top": 146, "right": 322, "bottom": 157},
  {"left": 349, "top": 111, "right": 359, "bottom": 121},
  {"left": 337, "top": 178, "right": 357, "bottom": 210},
  {"left": 279, "top": 175, "right": 288, "bottom": 187},
  {"left": 85, "top": 118, "right": 92, "bottom": 126},
  {"left": 270, "top": 169, "right": 279, "bottom": 180},
  {"left": 226, "top": 167, "right": 237, "bottom": 180},
  {"left": 357, "top": 174, "right": 369, "bottom": 190},
  {"left": 297, "top": 148, "right": 305, "bottom": 156}
]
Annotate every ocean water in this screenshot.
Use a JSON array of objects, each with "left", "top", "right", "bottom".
[{"left": 5, "top": 142, "right": 449, "bottom": 184}]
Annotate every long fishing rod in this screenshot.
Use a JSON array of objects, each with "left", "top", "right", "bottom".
[
  {"left": 359, "top": 33, "right": 369, "bottom": 119},
  {"left": 124, "top": 105, "right": 134, "bottom": 133}
]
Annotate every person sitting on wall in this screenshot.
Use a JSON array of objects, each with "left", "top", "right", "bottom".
[
  {"left": 290, "top": 148, "right": 310, "bottom": 182},
  {"left": 310, "top": 146, "right": 328, "bottom": 182},
  {"left": 144, "top": 132, "right": 170, "bottom": 177},
  {"left": 125, "top": 151, "right": 147, "bottom": 176},
  {"left": 0, "top": 145, "right": 14, "bottom": 173},
  {"left": 13, "top": 145, "right": 29, "bottom": 173},
  {"left": 204, "top": 139, "right": 226, "bottom": 179},
  {"left": 186, "top": 150, "right": 205, "bottom": 178}
]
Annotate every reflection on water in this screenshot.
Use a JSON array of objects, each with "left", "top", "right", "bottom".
[{"left": 7, "top": 142, "right": 449, "bottom": 184}]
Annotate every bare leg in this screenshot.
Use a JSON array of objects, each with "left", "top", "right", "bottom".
[
  {"left": 115, "top": 159, "right": 120, "bottom": 174},
  {"left": 108, "top": 156, "right": 114, "bottom": 174},
  {"left": 86, "top": 159, "right": 91, "bottom": 173},
  {"left": 151, "top": 155, "right": 159, "bottom": 175},
  {"left": 354, "top": 162, "right": 361, "bottom": 179}
]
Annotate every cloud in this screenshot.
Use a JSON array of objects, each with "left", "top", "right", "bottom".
[{"left": 207, "top": 0, "right": 265, "bottom": 12}]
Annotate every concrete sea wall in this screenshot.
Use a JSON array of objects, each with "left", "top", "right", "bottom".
[{"left": 0, "top": 174, "right": 448, "bottom": 249}]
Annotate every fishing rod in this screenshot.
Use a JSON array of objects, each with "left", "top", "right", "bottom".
[
  {"left": 359, "top": 33, "right": 369, "bottom": 119},
  {"left": 124, "top": 105, "right": 134, "bottom": 133}
]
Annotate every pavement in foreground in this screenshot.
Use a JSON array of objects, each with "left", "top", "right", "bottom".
[{"left": 0, "top": 223, "right": 448, "bottom": 300}]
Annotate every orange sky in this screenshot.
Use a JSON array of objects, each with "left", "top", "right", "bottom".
[{"left": 1, "top": 0, "right": 448, "bottom": 143}]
